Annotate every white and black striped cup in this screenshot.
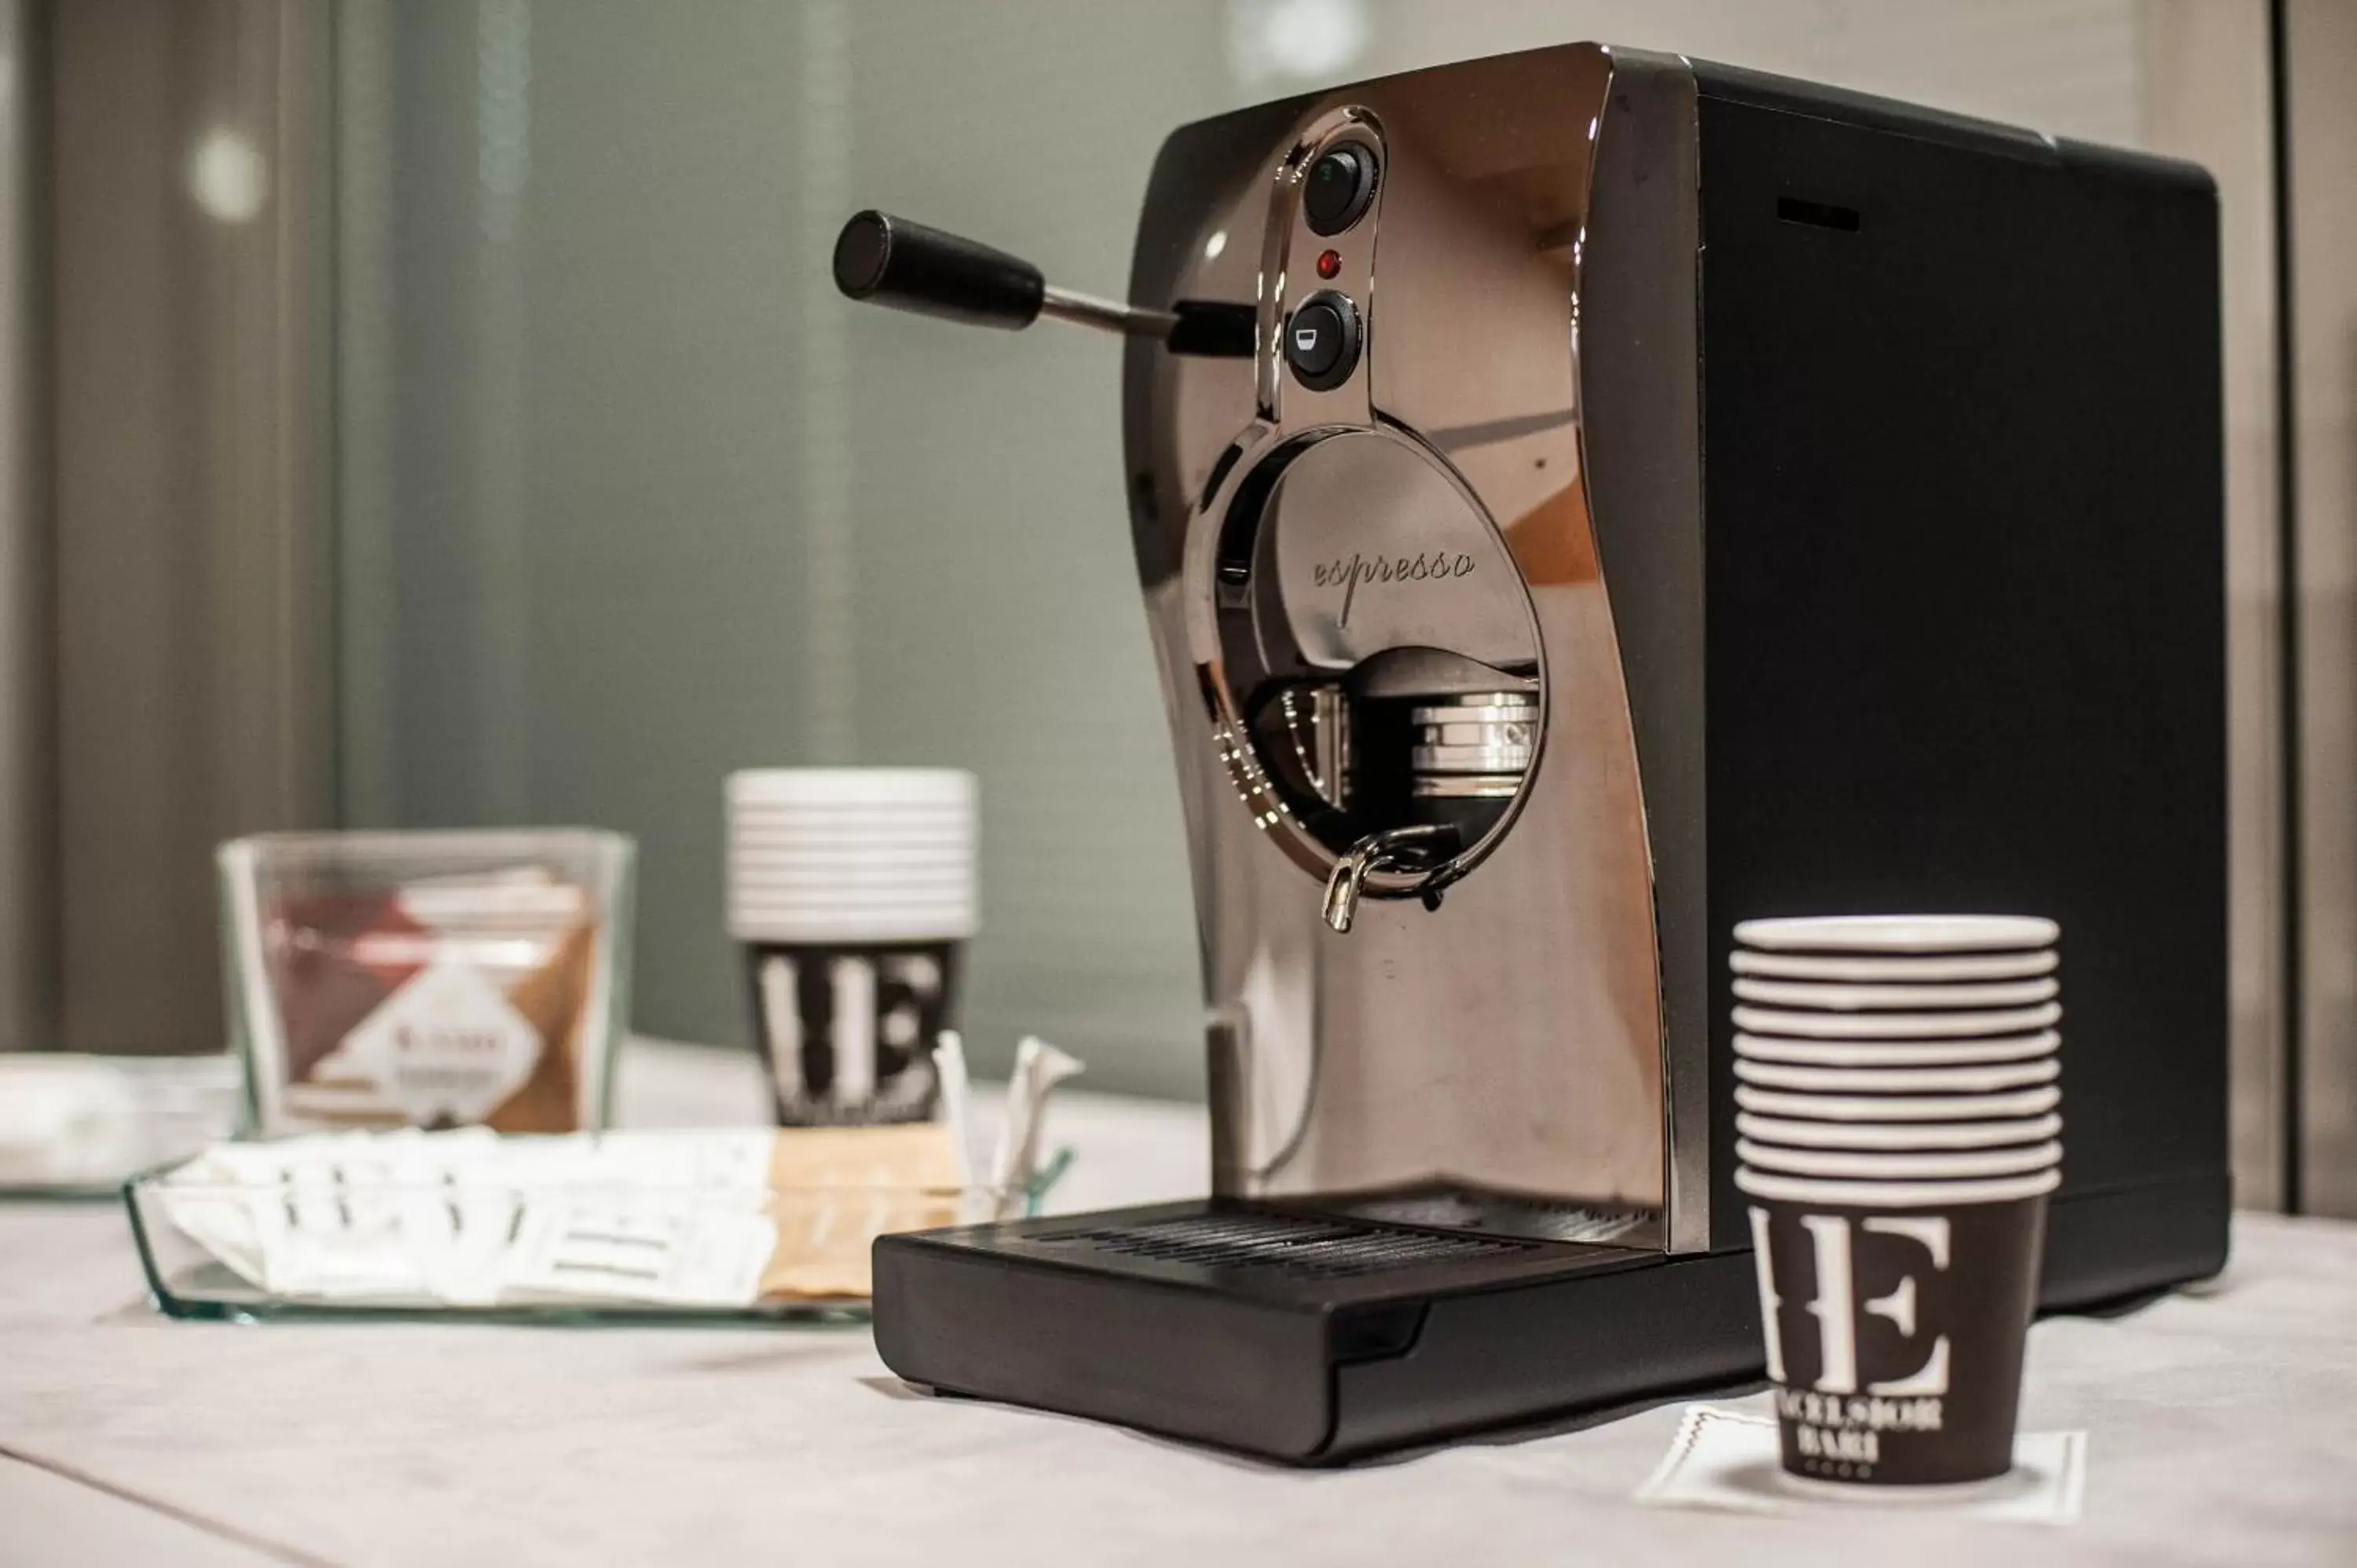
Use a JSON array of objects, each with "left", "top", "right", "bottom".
[
  {"left": 1732, "top": 914, "right": 2062, "bottom": 1489},
  {"left": 726, "top": 769, "right": 977, "bottom": 1126}
]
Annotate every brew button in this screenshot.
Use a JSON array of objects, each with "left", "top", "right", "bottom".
[
  {"left": 1284, "top": 292, "right": 1359, "bottom": 390},
  {"left": 1288, "top": 302, "right": 1343, "bottom": 376}
]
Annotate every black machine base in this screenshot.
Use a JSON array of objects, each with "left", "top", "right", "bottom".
[{"left": 871, "top": 1171, "right": 2227, "bottom": 1464}]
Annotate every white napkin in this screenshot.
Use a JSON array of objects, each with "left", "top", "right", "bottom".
[{"left": 1635, "top": 1405, "right": 2087, "bottom": 1526}]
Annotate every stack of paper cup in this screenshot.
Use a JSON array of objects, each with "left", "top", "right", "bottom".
[
  {"left": 727, "top": 769, "right": 978, "bottom": 944},
  {"left": 1730, "top": 914, "right": 2062, "bottom": 1491},
  {"left": 726, "top": 770, "right": 978, "bottom": 1127}
]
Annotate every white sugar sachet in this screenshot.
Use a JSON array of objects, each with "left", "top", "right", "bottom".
[
  {"left": 569, "top": 1129, "right": 775, "bottom": 1200},
  {"left": 160, "top": 1189, "right": 271, "bottom": 1288},
  {"left": 500, "top": 1196, "right": 775, "bottom": 1307}
]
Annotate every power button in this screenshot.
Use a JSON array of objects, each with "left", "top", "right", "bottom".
[{"left": 1285, "top": 291, "right": 1361, "bottom": 392}]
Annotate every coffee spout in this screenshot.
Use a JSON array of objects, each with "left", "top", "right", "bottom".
[{"left": 1321, "top": 825, "right": 1460, "bottom": 933}]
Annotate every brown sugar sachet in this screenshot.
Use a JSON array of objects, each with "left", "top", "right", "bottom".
[{"left": 758, "top": 1123, "right": 966, "bottom": 1301}]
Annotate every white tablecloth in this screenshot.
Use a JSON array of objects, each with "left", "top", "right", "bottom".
[{"left": 1, "top": 1040, "right": 2351, "bottom": 1566}]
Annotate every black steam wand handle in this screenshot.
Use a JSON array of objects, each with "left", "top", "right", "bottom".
[{"left": 833, "top": 210, "right": 1254, "bottom": 357}]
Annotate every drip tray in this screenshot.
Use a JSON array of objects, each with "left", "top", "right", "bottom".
[
  {"left": 1025, "top": 1210, "right": 1541, "bottom": 1281},
  {"left": 957, "top": 1198, "right": 1657, "bottom": 1310},
  {"left": 1322, "top": 1181, "right": 1664, "bottom": 1248},
  {"left": 871, "top": 1197, "right": 1761, "bottom": 1461}
]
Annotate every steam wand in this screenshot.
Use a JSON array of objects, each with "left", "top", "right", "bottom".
[{"left": 833, "top": 210, "right": 1255, "bottom": 357}]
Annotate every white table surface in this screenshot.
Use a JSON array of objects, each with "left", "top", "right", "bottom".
[{"left": 2, "top": 1040, "right": 2352, "bottom": 1566}]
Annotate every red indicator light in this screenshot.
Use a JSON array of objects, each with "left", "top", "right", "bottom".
[{"left": 1315, "top": 249, "right": 1343, "bottom": 280}]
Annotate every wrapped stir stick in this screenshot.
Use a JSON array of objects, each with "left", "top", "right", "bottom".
[{"left": 989, "top": 1036, "right": 1083, "bottom": 1220}]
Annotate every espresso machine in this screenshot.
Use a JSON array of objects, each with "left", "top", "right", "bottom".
[{"left": 837, "top": 43, "right": 2228, "bottom": 1462}]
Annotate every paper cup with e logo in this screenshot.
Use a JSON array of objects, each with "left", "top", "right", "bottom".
[
  {"left": 727, "top": 769, "right": 977, "bottom": 1126},
  {"left": 1732, "top": 913, "right": 2062, "bottom": 1489},
  {"left": 1740, "top": 1166, "right": 2056, "bottom": 1486}
]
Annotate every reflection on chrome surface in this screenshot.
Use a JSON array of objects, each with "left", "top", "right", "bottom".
[{"left": 1127, "top": 45, "right": 1699, "bottom": 1244}]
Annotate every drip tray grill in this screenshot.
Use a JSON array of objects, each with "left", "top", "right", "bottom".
[{"left": 1028, "top": 1211, "right": 1538, "bottom": 1280}]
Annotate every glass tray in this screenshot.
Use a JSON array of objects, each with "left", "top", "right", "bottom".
[{"left": 123, "top": 1147, "right": 1071, "bottom": 1325}]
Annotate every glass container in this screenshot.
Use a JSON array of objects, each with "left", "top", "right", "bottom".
[{"left": 219, "top": 830, "right": 634, "bottom": 1137}]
